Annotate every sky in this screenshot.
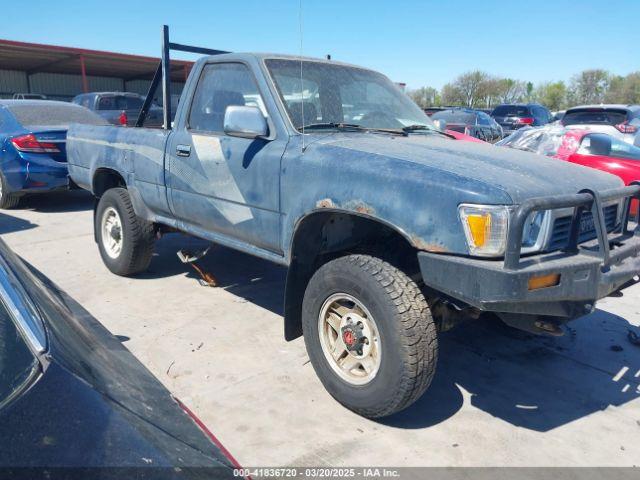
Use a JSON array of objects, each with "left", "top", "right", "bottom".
[{"left": 2, "top": 0, "right": 639, "bottom": 90}]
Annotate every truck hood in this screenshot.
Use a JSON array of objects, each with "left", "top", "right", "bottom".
[{"left": 316, "top": 133, "right": 623, "bottom": 203}]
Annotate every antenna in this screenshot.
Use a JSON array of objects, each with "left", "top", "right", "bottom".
[{"left": 299, "top": 0, "right": 305, "bottom": 152}]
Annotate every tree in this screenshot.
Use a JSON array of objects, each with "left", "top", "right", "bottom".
[
  {"left": 442, "top": 71, "right": 492, "bottom": 108},
  {"left": 408, "top": 86, "right": 440, "bottom": 108},
  {"left": 494, "top": 78, "right": 526, "bottom": 104},
  {"left": 440, "top": 82, "right": 465, "bottom": 106},
  {"left": 605, "top": 72, "right": 640, "bottom": 104},
  {"left": 526, "top": 82, "right": 534, "bottom": 102},
  {"left": 568, "top": 69, "right": 610, "bottom": 104},
  {"left": 534, "top": 81, "right": 567, "bottom": 111}
]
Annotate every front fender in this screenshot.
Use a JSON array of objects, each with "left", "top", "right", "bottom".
[{"left": 280, "top": 136, "right": 512, "bottom": 260}]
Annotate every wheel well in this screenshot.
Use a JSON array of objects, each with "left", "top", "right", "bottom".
[
  {"left": 93, "top": 168, "right": 126, "bottom": 197},
  {"left": 284, "top": 211, "right": 418, "bottom": 341}
]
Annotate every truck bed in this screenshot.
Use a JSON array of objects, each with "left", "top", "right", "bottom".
[{"left": 67, "top": 124, "right": 172, "bottom": 219}]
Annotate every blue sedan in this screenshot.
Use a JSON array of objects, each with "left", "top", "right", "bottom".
[{"left": 0, "top": 100, "right": 105, "bottom": 209}]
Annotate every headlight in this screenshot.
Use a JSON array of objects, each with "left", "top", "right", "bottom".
[{"left": 458, "top": 204, "right": 509, "bottom": 257}]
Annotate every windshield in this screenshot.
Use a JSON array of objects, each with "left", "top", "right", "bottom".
[{"left": 265, "top": 59, "right": 434, "bottom": 131}]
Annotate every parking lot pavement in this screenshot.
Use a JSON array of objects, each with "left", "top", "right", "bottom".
[{"left": 2, "top": 191, "right": 640, "bottom": 467}]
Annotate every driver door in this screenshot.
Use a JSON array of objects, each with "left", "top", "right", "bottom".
[{"left": 166, "top": 62, "right": 286, "bottom": 253}]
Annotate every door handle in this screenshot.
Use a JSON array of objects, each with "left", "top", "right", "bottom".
[{"left": 176, "top": 144, "right": 191, "bottom": 157}]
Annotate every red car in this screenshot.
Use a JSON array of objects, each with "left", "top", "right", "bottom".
[{"left": 498, "top": 126, "right": 640, "bottom": 211}]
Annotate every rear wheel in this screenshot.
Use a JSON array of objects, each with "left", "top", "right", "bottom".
[
  {"left": 0, "top": 173, "right": 20, "bottom": 209},
  {"left": 95, "top": 188, "right": 155, "bottom": 276},
  {"left": 302, "top": 254, "right": 438, "bottom": 418}
]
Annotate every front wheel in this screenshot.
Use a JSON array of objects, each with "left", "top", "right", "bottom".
[
  {"left": 95, "top": 188, "right": 155, "bottom": 276},
  {"left": 301, "top": 254, "right": 438, "bottom": 418}
]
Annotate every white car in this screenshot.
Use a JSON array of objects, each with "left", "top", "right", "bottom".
[{"left": 561, "top": 104, "right": 640, "bottom": 146}]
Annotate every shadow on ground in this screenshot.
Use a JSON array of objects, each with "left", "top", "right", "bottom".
[
  {"left": 382, "top": 310, "right": 640, "bottom": 432},
  {"left": 0, "top": 211, "right": 38, "bottom": 235},
  {"left": 17, "top": 191, "right": 94, "bottom": 213},
  {"left": 141, "top": 233, "right": 286, "bottom": 316},
  {"left": 134, "top": 233, "right": 640, "bottom": 432}
]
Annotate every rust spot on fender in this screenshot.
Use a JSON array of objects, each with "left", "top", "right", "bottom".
[
  {"left": 316, "top": 198, "right": 336, "bottom": 208},
  {"left": 411, "top": 236, "right": 449, "bottom": 253},
  {"left": 343, "top": 200, "right": 375, "bottom": 215}
]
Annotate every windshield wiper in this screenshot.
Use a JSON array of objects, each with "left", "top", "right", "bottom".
[
  {"left": 299, "top": 122, "right": 366, "bottom": 131},
  {"left": 402, "top": 124, "right": 456, "bottom": 138}
]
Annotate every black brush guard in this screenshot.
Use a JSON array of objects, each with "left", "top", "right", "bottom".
[{"left": 418, "top": 183, "right": 640, "bottom": 319}]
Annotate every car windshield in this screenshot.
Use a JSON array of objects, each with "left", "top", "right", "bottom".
[
  {"left": 431, "top": 110, "right": 476, "bottom": 124},
  {"left": 562, "top": 109, "right": 628, "bottom": 126},
  {"left": 7, "top": 103, "right": 107, "bottom": 127},
  {"left": 265, "top": 59, "right": 434, "bottom": 132}
]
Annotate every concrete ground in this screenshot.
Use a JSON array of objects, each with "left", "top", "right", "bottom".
[{"left": 2, "top": 191, "right": 640, "bottom": 467}]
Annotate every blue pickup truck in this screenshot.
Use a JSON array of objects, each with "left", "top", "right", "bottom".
[{"left": 66, "top": 34, "right": 640, "bottom": 418}]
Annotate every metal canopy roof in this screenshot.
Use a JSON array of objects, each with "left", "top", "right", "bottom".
[{"left": 0, "top": 38, "right": 193, "bottom": 82}]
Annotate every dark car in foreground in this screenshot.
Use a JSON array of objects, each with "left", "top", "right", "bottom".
[
  {"left": 491, "top": 103, "right": 552, "bottom": 136},
  {"left": 0, "top": 238, "right": 239, "bottom": 478},
  {"left": 561, "top": 104, "right": 640, "bottom": 146},
  {"left": 72, "top": 92, "right": 164, "bottom": 127},
  {"left": 431, "top": 108, "right": 503, "bottom": 142},
  {"left": 0, "top": 100, "right": 106, "bottom": 209}
]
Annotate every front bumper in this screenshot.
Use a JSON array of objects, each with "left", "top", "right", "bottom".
[{"left": 418, "top": 185, "right": 640, "bottom": 319}]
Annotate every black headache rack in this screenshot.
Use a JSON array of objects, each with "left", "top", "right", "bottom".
[
  {"left": 135, "top": 25, "right": 229, "bottom": 129},
  {"left": 417, "top": 182, "right": 640, "bottom": 319}
]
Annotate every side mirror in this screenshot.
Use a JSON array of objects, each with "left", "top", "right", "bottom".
[
  {"left": 224, "top": 105, "right": 268, "bottom": 139},
  {"left": 433, "top": 119, "right": 447, "bottom": 132}
]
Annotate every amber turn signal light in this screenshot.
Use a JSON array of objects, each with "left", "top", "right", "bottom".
[{"left": 528, "top": 273, "right": 560, "bottom": 291}]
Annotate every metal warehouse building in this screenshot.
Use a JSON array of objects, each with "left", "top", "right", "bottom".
[{"left": 0, "top": 39, "right": 193, "bottom": 102}]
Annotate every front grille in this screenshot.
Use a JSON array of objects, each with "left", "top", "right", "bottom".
[{"left": 548, "top": 204, "right": 618, "bottom": 250}]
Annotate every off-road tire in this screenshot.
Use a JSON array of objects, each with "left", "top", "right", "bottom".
[
  {"left": 0, "top": 173, "right": 20, "bottom": 209},
  {"left": 302, "top": 254, "right": 438, "bottom": 418},
  {"left": 95, "top": 188, "right": 155, "bottom": 276}
]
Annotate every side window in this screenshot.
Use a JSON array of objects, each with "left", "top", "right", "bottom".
[
  {"left": 477, "top": 112, "right": 491, "bottom": 126},
  {"left": 531, "top": 106, "right": 542, "bottom": 122},
  {"left": 0, "top": 298, "right": 38, "bottom": 410},
  {"left": 188, "top": 63, "right": 266, "bottom": 133}
]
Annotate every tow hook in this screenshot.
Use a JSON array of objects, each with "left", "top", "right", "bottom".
[{"left": 177, "top": 247, "right": 218, "bottom": 287}]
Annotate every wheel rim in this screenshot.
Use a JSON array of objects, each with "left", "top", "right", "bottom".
[
  {"left": 101, "top": 207, "right": 123, "bottom": 259},
  {"left": 318, "top": 293, "right": 381, "bottom": 386}
]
